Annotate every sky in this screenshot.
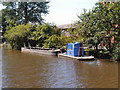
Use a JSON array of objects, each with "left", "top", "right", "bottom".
[
  {"left": 44, "top": 0, "right": 99, "bottom": 25},
  {"left": 0, "top": 0, "right": 99, "bottom": 26}
]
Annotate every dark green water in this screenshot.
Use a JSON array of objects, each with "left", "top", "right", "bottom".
[{"left": 2, "top": 48, "right": 118, "bottom": 88}]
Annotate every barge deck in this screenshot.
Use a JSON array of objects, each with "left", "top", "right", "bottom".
[{"left": 58, "top": 53, "right": 94, "bottom": 60}]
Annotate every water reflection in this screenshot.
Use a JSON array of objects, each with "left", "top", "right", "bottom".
[
  {"left": 2, "top": 49, "right": 118, "bottom": 88},
  {"left": 0, "top": 48, "right": 2, "bottom": 89}
]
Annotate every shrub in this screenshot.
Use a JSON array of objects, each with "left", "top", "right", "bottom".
[{"left": 112, "top": 45, "right": 120, "bottom": 61}]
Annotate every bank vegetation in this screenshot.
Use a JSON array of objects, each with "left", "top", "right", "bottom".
[{"left": 3, "top": 1, "right": 120, "bottom": 61}]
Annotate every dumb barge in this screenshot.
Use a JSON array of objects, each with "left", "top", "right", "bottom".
[
  {"left": 58, "top": 42, "right": 94, "bottom": 60},
  {"left": 21, "top": 47, "right": 61, "bottom": 56},
  {"left": 58, "top": 53, "right": 94, "bottom": 60},
  {"left": 21, "top": 42, "right": 95, "bottom": 60}
]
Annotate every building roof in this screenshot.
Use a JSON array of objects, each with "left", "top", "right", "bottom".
[{"left": 57, "top": 23, "right": 75, "bottom": 29}]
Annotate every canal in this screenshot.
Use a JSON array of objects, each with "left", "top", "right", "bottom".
[{"left": 2, "top": 48, "right": 118, "bottom": 88}]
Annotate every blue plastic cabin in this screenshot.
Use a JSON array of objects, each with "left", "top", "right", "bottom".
[{"left": 67, "top": 42, "right": 84, "bottom": 57}]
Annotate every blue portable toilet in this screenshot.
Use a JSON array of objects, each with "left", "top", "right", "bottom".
[
  {"left": 79, "top": 43, "right": 84, "bottom": 56},
  {"left": 67, "top": 42, "right": 84, "bottom": 57}
]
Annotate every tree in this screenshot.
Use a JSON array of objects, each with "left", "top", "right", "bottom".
[
  {"left": 43, "top": 35, "right": 61, "bottom": 48},
  {"left": 29, "top": 23, "right": 61, "bottom": 47},
  {"left": 96, "top": 2, "right": 120, "bottom": 59},
  {"left": 17, "top": 2, "right": 49, "bottom": 24},
  {"left": 77, "top": 8, "right": 104, "bottom": 50},
  {"left": 4, "top": 24, "right": 32, "bottom": 50},
  {"left": 2, "top": 2, "right": 49, "bottom": 24},
  {"left": 1, "top": 8, "right": 17, "bottom": 42},
  {"left": 0, "top": 10, "right": 2, "bottom": 27},
  {"left": 2, "top": 1, "right": 49, "bottom": 39},
  {"left": 77, "top": 1, "right": 120, "bottom": 60}
]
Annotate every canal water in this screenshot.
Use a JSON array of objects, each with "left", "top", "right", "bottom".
[{"left": 2, "top": 48, "right": 118, "bottom": 88}]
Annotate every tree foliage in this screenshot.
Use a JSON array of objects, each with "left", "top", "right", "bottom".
[
  {"left": 4, "top": 24, "right": 32, "bottom": 50},
  {"left": 43, "top": 35, "right": 61, "bottom": 48},
  {"left": 2, "top": 2, "right": 49, "bottom": 24},
  {"left": 2, "top": 1, "right": 49, "bottom": 41},
  {"left": 76, "top": 1, "right": 120, "bottom": 60},
  {"left": 29, "top": 23, "right": 62, "bottom": 48}
]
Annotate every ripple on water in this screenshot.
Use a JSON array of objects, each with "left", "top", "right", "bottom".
[{"left": 2, "top": 49, "right": 118, "bottom": 88}]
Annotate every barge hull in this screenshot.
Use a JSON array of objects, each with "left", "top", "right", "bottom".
[{"left": 21, "top": 48, "right": 55, "bottom": 56}]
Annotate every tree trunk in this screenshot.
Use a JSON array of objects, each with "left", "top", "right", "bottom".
[
  {"left": 95, "top": 44, "right": 98, "bottom": 50},
  {"left": 24, "top": 2, "right": 28, "bottom": 24}
]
